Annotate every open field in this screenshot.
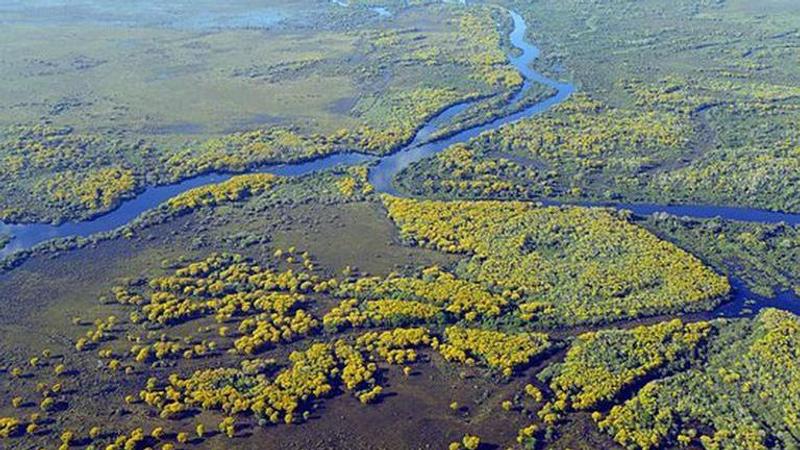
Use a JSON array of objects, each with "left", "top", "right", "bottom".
[{"left": 0, "top": 0, "right": 526, "bottom": 223}]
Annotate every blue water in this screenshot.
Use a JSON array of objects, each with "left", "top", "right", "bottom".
[
  {"left": 0, "top": 153, "right": 376, "bottom": 257},
  {"left": 367, "top": 10, "right": 575, "bottom": 195},
  {"left": 0, "top": 7, "right": 798, "bottom": 316},
  {"left": 714, "top": 278, "right": 800, "bottom": 318},
  {"left": 605, "top": 203, "right": 800, "bottom": 226}
]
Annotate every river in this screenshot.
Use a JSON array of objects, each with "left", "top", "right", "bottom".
[{"left": 0, "top": 7, "right": 797, "bottom": 316}]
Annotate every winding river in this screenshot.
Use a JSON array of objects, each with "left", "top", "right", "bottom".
[{"left": 1, "top": 8, "right": 798, "bottom": 315}]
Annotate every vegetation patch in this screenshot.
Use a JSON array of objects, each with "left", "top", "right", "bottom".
[
  {"left": 438, "top": 326, "right": 551, "bottom": 377},
  {"left": 595, "top": 309, "right": 800, "bottom": 450},
  {"left": 645, "top": 214, "right": 800, "bottom": 297},
  {"left": 396, "top": 0, "right": 800, "bottom": 213},
  {"left": 0, "top": 2, "right": 526, "bottom": 223},
  {"left": 383, "top": 196, "right": 730, "bottom": 325},
  {"left": 537, "top": 319, "right": 713, "bottom": 422}
]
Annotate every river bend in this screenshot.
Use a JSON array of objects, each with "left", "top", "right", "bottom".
[{"left": 1, "top": 8, "right": 797, "bottom": 316}]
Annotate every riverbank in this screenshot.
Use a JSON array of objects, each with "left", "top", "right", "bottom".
[{"left": 1, "top": 6, "right": 797, "bottom": 317}]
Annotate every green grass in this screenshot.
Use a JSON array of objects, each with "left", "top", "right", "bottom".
[
  {"left": 396, "top": 0, "right": 800, "bottom": 212},
  {"left": 0, "top": 1, "right": 524, "bottom": 223},
  {"left": 0, "top": 162, "right": 793, "bottom": 450},
  {"left": 643, "top": 214, "right": 800, "bottom": 297},
  {"left": 596, "top": 309, "right": 800, "bottom": 450}
]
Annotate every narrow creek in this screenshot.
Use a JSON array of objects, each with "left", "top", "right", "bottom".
[{"left": 1, "top": 7, "right": 797, "bottom": 316}]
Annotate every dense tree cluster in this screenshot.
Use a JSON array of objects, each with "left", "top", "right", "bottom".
[
  {"left": 397, "top": 142, "right": 550, "bottom": 199},
  {"left": 383, "top": 196, "right": 730, "bottom": 325},
  {"left": 165, "top": 174, "right": 282, "bottom": 215},
  {"left": 537, "top": 319, "right": 713, "bottom": 424},
  {"left": 335, "top": 166, "right": 374, "bottom": 198},
  {"left": 166, "top": 129, "right": 335, "bottom": 180},
  {"left": 135, "top": 325, "right": 434, "bottom": 428},
  {"left": 323, "top": 298, "right": 443, "bottom": 331},
  {"left": 234, "top": 308, "right": 318, "bottom": 355},
  {"left": 355, "top": 327, "right": 434, "bottom": 365},
  {"left": 0, "top": 125, "right": 144, "bottom": 222},
  {"left": 39, "top": 166, "right": 136, "bottom": 214},
  {"left": 115, "top": 252, "right": 319, "bottom": 325},
  {"left": 457, "top": 10, "right": 524, "bottom": 89},
  {"left": 140, "top": 340, "right": 381, "bottom": 426},
  {"left": 449, "top": 433, "right": 481, "bottom": 450},
  {"left": 0, "top": 417, "right": 21, "bottom": 439},
  {"left": 595, "top": 309, "right": 800, "bottom": 450},
  {"left": 332, "top": 266, "right": 508, "bottom": 321},
  {"left": 438, "top": 326, "right": 551, "bottom": 376}
]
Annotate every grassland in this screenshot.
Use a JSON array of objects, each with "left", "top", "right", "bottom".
[
  {"left": 398, "top": 0, "right": 800, "bottom": 213},
  {"left": 0, "top": 0, "right": 528, "bottom": 223},
  {"left": 1, "top": 0, "right": 800, "bottom": 449},
  {"left": 0, "top": 170, "right": 749, "bottom": 449}
]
